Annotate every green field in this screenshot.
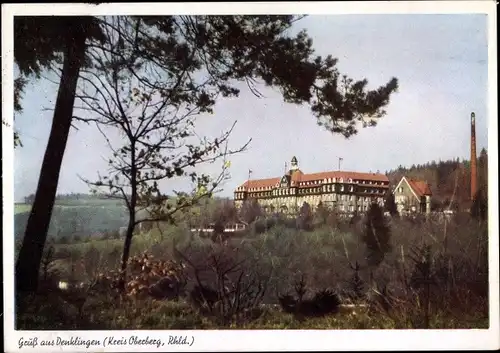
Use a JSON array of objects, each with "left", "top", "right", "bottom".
[
  {"left": 14, "top": 200, "right": 129, "bottom": 242},
  {"left": 14, "top": 203, "right": 31, "bottom": 215}
]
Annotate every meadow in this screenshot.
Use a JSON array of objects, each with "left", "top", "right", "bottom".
[{"left": 14, "top": 203, "right": 32, "bottom": 214}]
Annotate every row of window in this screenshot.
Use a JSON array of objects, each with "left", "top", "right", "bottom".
[
  {"left": 237, "top": 179, "right": 388, "bottom": 192},
  {"left": 299, "top": 178, "right": 387, "bottom": 187},
  {"left": 257, "top": 201, "right": 384, "bottom": 213},
  {"left": 340, "top": 203, "right": 383, "bottom": 212},
  {"left": 235, "top": 195, "right": 384, "bottom": 205},
  {"left": 234, "top": 186, "right": 386, "bottom": 199}
]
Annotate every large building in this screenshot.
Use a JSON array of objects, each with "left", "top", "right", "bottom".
[{"left": 234, "top": 157, "right": 390, "bottom": 214}]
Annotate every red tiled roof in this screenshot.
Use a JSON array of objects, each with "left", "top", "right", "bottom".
[
  {"left": 290, "top": 169, "right": 304, "bottom": 185},
  {"left": 240, "top": 177, "right": 280, "bottom": 189},
  {"left": 407, "top": 178, "right": 432, "bottom": 197},
  {"left": 297, "top": 171, "right": 388, "bottom": 183},
  {"left": 237, "top": 170, "right": 388, "bottom": 190}
]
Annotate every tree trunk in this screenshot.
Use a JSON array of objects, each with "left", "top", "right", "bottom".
[
  {"left": 118, "top": 144, "right": 137, "bottom": 292},
  {"left": 118, "top": 213, "right": 136, "bottom": 292},
  {"left": 15, "top": 29, "right": 87, "bottom": 294}
]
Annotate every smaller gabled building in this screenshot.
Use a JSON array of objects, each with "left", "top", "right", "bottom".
[{"left": 393, "top": 176, "right": 432, "bottom": 214}]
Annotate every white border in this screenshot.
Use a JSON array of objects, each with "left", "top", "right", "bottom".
[{"left": 2, "top": 2, "right": 499, "bottom": 352}]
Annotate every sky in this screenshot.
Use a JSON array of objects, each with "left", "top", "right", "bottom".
[{"left": 13, "top": 14, "right": 489, "bottom": 202}]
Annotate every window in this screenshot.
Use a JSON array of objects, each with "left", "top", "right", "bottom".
[
  {"left": 349, "top": 186, "right": 354, "bottom": 192},
  {"left": 398, "top": 187, "right": 403, "bottom": 193},
  {"left": 341, "top": 185, "right": 344, "bottom": 192}
]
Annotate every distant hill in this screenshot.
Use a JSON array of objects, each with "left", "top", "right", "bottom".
[
  {"left": 14, "top": 199, "right": 129, "bottom": 242},
  {"left": 13, "top": 193, "right": 225, "bottom": 242}
]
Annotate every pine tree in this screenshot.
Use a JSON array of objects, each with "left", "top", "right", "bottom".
[
  {"left": 384, "top": 191, "right": 399, "bottom": 217},
  {"left": 14, "top": 16, "right": 106, "bottom": 293},
  {"left": 471, "top": 189, "right": 488, "bottom": 222},
  {"left": 298, "top": 201, "right": 313, "bottom": 230},
  {"left": 314, "top": 201, "right": 330, "bottom": 226},
  {"left": 362, "top": 203, "right": 392, "bottom": 268}
]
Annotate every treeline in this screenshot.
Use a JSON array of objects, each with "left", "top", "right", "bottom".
[
  {"left": 22, "top": 192, "right": 191, "bottom": 206},
  {"left": 23, "top": 193, "right": 115, "bottom": 204},
  {"left": 386, "top": 148, "right": 488, "bottom": 212},
  {"left": 14, "top": 206, "right": 128, "bottom": 243}
]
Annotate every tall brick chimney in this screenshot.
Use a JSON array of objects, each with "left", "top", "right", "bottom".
[{"left": 470, "top": 112, "right": 477, "bottom": 200}]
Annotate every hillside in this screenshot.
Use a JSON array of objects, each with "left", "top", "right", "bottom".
[
  {"left": 14, "top": 199, "right": 128, "bottom": 243},
  {"left": 14, "top": 194, "right": 226, "bottom": 243},
  {"left": 386, "top": 148, "right": 488, "bottom": 210}
]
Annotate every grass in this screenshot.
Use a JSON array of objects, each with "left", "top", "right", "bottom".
[
  {"left": 17, "top": 293, "right": 489, "bottom": 330},
  {"left": 14, "top": 203, "right": 31, "bottom": 214}
]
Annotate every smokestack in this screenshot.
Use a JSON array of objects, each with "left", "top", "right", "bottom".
[{"left": 470, "top": 112, "right": 477, "bottom": 200}]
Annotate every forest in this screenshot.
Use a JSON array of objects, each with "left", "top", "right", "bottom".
[{"left": 386, "top": 148, "right": 488, "bottom": 212}]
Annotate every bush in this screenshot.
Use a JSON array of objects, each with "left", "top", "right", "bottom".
[
  {"left": 174, "top": 241, "right": 270, "bottom": 326},
  {"left": 362, "top": 203, "right": 392, "bottom": 268},
  {"left": 254, "top": 219, "right": 267, "bottom": 234}
]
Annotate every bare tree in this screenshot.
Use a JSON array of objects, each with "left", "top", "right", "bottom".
[
  {"left": 173, "top": 241, "right": 270, "bottom": 326},
  {"left": 76, "top": 18, "right": 250, "bottom": 290}
]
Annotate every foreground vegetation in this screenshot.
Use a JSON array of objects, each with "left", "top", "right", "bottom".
[
  {"left": 18, "top": 294, "right": 488, "bottom": 330},
  {"left": 16, "top": 203, "right": 489, "bottom": 330}
]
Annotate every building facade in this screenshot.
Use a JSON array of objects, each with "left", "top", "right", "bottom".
[
  {"left": 393, "top": 176, "right": 432, "bottom": 214},
  {"left": 234, "top": 157, "right": 390, "bottom": 215}
]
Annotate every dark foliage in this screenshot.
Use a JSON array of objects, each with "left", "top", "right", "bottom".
[
  {"left": 240, "top": 199, "right": 263, "bottom": 224},
  {"left": 189, "top": 284, "right": 220, "bottom": 309},
  {"left": 297, "top": 201, "right": 313, "bottom": 230},
  {"left": 278, "top": 275, "right": 340, "bottom": 318},
  {"left": 347, "top": 261, "right": 365, "bottom": 301},
  {"left": 384, "top": 191, "right": 399, "bottom": 217},
  {"left": 148, "top": 276, "right": 183, "bottom": 300},
  {"left": 314, "top": 201, "right": 331, "bottom": 226},
  {"left": 471, "top": 188, "right": 488, "bottom": 222},
  {"left": 362, "top": 203, "right": 392, "bottom": 268}
]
